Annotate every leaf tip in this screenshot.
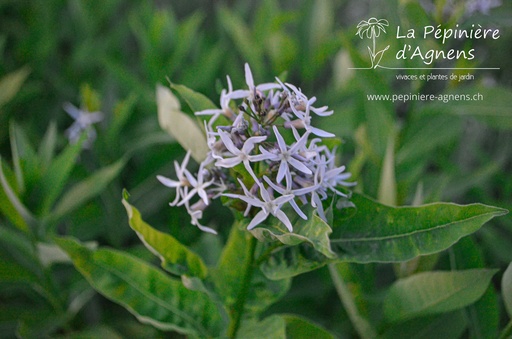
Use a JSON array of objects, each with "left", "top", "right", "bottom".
[{"left": 122, "top": 188, "right": 130, "bottom": 201}]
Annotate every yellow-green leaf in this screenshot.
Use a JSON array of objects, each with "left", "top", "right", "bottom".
[
  {"left": 156, "top": 84, "right": 208, "bottom": 162},
  {"left": 122, "top": 195, "right": 208, "bottom": 279}
]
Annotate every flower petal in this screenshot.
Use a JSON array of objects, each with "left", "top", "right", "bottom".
[
  {"left": 156, "top": 175, "right": 180, "bottom": 188},
  {"left": 247, "top": 210, "right": 269, "bottom": 230},
  {"left": 274, "top": 210, "right": 293, "bottom": 232}
]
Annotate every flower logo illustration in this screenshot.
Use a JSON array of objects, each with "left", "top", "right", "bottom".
[{"left": 356, "top": 17, "right": 390, "bottom": 69}]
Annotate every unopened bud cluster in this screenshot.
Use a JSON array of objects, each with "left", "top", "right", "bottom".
[{"left": 158, "top": 64, "right": 354, "bottom": 234}]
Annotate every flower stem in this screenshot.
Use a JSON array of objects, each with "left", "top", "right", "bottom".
[
  {"left": 227, "top": 234, "right": 257, "bottom": 338},
  {"left": 328, "top": 263, "right": 376, "bottom": 339}
]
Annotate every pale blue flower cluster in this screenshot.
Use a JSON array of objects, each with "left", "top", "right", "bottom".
[{"left": 158, "top": 64, "right": 354, "bottom": 234}]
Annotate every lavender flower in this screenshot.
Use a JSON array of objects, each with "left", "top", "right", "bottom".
[
  {"left": 63, "top": 102, "right": 103, "bottom": 148},
  {"left": 158, "top": 63, "right": 355, "bottom": 233},
  {"left": 157, "top": 151, "right": 192, "bottom": 206},
  {"left": 466, "top": 0, "right": 501, "bottom": 15},
  {"left": 224, "top": 182, "right": 295, "bottom": 231}
]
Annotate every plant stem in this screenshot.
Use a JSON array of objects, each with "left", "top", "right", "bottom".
[
  {"left": 498, "top": 319, "right": 512, "bottom": 339},
  {"left": 328, "top": 263, "right": 376, "bottom": 339},
  {"left": 227, "top": 234, "right": 257, "bottom": 339}
]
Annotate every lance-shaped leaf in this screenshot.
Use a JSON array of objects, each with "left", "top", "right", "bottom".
[
  {"left": 39, "top": 132, "right": 86, "bottom": 214},
  {"left": 259, "top": 241, "right": 329, "bottom": 280},
  {"left": 0, "top": 66, "right": 30, "bottom": 107},
  {"left": 122, "top": 194, "right": 208, "bottom": 279},
  {"left": 250, "top": 209, "right": 336, "bottom": 260},
  {"left": 451, "top": 236, "right": 499, "bottom": 338},
  {"left": 156, "top": 84, "right": 208, "bottom": 162},
  {"left": 383, "top": 269, "right": 498, "bottom": 323},
  {"left": 380, "top": 310, "right": 467, "bottom": 339},
  {"left": 49, "top": 158, "right": 126, "bottom": 223},
  {"left": 330, "top": 193, "right": 508, "bottom": 263},
  {"left": 56, "top": 237, "right": 224, "bottom": 337},
  {"left": 170, "top": 82, "right": 231, "bottom": 128},
  {"left": 237, "top": 315, "right": 286, "bottom": 339},
  {"left": 0, "top": 157, "right": 37, "bottom": 232},
  {"left": 259, "top": 193, "right": 507, "bottom": 280},
  {"left": 170, "top": 83, "right": 217, "bottom": 113},
  {"left": 213, "top": 225, "right": 290, "bottom": 313},
  {"left": 328, "top": 263, "right": 376, "bottom": 339},
  {"left": 283, "top": 314, "right": 335, "bottom": 339},
  {"left": 503, "top": 262, "right": 512, "bottom": 319}
]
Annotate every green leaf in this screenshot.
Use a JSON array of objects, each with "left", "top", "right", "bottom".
[
  {"left": 156, "top": 84, "right": 208, "bottom": 162},
  {"left": 0, "top": 161, "right": 29, "bottom": 232},
  {"left": 437, "top": 86, "right": 512, "bottom": 129},
  {"left": 107, "top": 93, "right": 138, "bottom": 143},
  {"left": 246, "top": 266, "right": 290, "bottom": 314},
  {"left": 259, "top": 241, "right": 329, "bottom": 280},
  {"left": 172, "top": 13, "right": 204, "bottom": 73},
  {"left": 38, "top": 122, "right": 58, "bottom": 169},
  {"left": 170, "top": 82, "right": 217, "bottom": 113},
  {"left": 9, "top": 122, "right": 26, "bottom": 193},
  {"left": 37, "top": 241, "right": 96, "bottom": 267},
  {"left": 121, "top": 195, "right": 208, "bottom": 279},
  {"left": 0, "top": 259, "right": 38, "bottom": 283},
  {"left": 396, "top": 110, "right": 462, "bottom": 166},
  {"left": 383, "top": 269, "right": 498, "bottom": 323},
  {"left": 9, "top": 122, "right": 40, "bottom": 193},
  {"left": 237, "top": 315, "right": 286, "bottom": 339},
  {"left": 380, "top": 310, "right": 467, "bottom": 339},
  {"left": 250, "top": 209, "right": 336, "bottom": 260},
  {"left": 36, "top": 242, "right": 72, "bottom": 267},
  {"left": 63, "top": 326, "right": 123, "bottom": 339},
  {"left": 80, "top": 83, "right": 101, "bottom": 112},
  {"left": 260, "top": 194, "right": 507, "bottom": 279},
  {"left": 213, "top": 225, "right": 290, "bottom": 313},
  {"left": 0, "top": 226, "right": 42, "bottom": 281},
  {"left": 451, "top": 236, "right": 499, "bottom": 338},
  {"left": 217, "top": 6, "right": 264, "bottom": 77},
  {"left": 0, "top": 157, "right": 37, "bottom": 232},
  {"left": 55, "top": 237, "right": 224, "bottom": 337},
  {"left": 17, "top": 313, "right": 70, "bottom": 339},
  {"left": 330, "top": 193, "right": 508, "bottom": 263},
  {"left": 378, "top": 130, "right": 396, "bottom": 206},
  {"left": 503, "top": 262, "right": 512, "bottom": 319},
  {"left": 283, "top": 314, "right": 335, "bottom": 339},
  {"left": 39, "top": 133, "right": 86, "bottom": 214},
  {"left": 50, "top": 158, "right": 126, "bottom": 223},
  {"left": 307, "top": 0, "right": 333, "bottom": 49},
  {"left": 0, "top": 66, "right": 30, "bottom": 107},
  {"left": 328, "top": 263, "right": 376, "bottom": 339},
  {"left": 212, "top": 225, "right": 249, "bottom": 307}
]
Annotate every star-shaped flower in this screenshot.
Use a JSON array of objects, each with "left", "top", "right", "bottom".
[
  {"left": 259, "top": 126, "right": 312, "bottom": 183},
  {"left": 184, "top": 200, "right": 217, "bottom": 235},
  {"left": 263, "top": 172, "right": 319, "bottom": 220},
  {"left": 196, "top": 75, "right": 237, "bottom": 127},
  {"left": 224, "top": 182, "right": 295, "bottom": 231},
  {"left": 178, "top": 163, "right": 214, "bottom": 206},
  {"left": 215, "top": 129, "right": 268, "bottom": 182},
  {"left": 157, "top": 151, "right": 193, "bottom": 206},
  {"left": 286, "top": 97, "right": 335, "bottom": 138},
  {"left": 63, "top": 102, "right": 103, "bottom": 148}
]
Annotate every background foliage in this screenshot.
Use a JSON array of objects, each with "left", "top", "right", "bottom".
[{"left": 1, "top": 0, "right": 511, "bottom": 338}]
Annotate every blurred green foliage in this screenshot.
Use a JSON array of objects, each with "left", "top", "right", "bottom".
[{"left": 1, "top": 0, "right": 511, "bottom": 337}]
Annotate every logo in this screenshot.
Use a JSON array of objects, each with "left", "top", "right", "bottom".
[
  {"left": 356, "top": 17, "right": 390, "bottom": 69},
  {"left": 352, "top": 17, "right": 501, "bottom": 70}
]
